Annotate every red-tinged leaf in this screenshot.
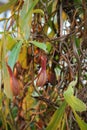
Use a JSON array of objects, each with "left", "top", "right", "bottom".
[{"left": 6, "top": 63, "right": 20, "bottom": 96}]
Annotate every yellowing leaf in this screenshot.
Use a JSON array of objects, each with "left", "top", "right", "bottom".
[
  {"left": 48, "top": 30, "right": 55, "bottom": 38},
  {"left": 22, "top": 86, "right": 35, "bottom": 115},
  {"left": 44, "top": 25, "right": 49, "bottom": 34},
  {"left": 6, "top": 35, "right": 16, "bottom": 50},
  {"left": 52, "top": 0, "right": 58, "bottom": 13},
  {"left": 18, "top": 45, "right": 28, "bottom": 69},
  {"left": 62, "top": 10, "right": 68, "bottom": 21}
]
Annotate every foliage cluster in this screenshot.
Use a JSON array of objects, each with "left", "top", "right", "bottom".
[{"left": 0, "top": 0, "right": 87, "bottom": 130}]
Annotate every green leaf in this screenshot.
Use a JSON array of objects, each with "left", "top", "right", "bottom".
[
  {"left": 47, "top": 1, "right": 53, "bottom": 15},
  {"left": 12, "top": 106, "right": 18, "bottom": 118},
  {"left": 73, "top": 110, "right": 87, "bottom": 130},
  {"left": 8, "top": 41, "right": 22, "bottom": 70},
  {"left": 75, "top": 38, "right": 80, "bottom": 48},
  {"left": 30, "top": 41, "right": 48, "bottom": 53},
  {"left": 64, "top": 95, "right": 86, "bottom": 112},
  {"left": 64, "top": 79, "right": 77, "bottom": 96},
  {"left": 46, "top": 101, "right": 67, "bottom": 130},
  {"left": 64, "top": 80, "right": 86, "bottom": 112},
  {"left": 0, "top": 0, "right": 17, "bottom": 14},
  {"left": 22, "top": 0, "right": 39, "bottom": 21},
  {"left": 46, "top": 42, "right": 52, "bottom": 53},
  {"left": 75, "top": 37, "right": 81, "bottom": 54},
  {"left": 20, "top": 0, "right": 39, "bottom": 40}
]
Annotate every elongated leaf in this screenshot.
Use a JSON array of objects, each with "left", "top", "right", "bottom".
[
  {"left": 20, "top": 0, "right": 39, "bottom": 40},
  {"left": 2, "top": 37, "right": 13, "bottom": 99},
  {"left": 20, "top": 0, "right": 32, "bottom": 40},
  {"left": 73, "top": 110, "right": 87, "bottom": 130},
  {"left": 0, "top": 0, "right": 17, "bottom": 13},
  {"left": 8, "top": 41, "right": 22, "bottom": 70},
  {"left": 46, "top": 101, "right": 67, "bottom": 130},
  {"left": 64, "top": 94, "right": 86, "bottom": 112},
  {"left": 21, "top": 0, "right": 39, "bottom": 26},
  {"left": 64, "top": 80, "right": 86, "bottom": 112},
  {"left": 30, "top": 41, "right": 48, "bottom": 53}
]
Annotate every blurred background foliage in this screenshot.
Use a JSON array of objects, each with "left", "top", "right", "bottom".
[{"left": 0, "top": 0, "right": 87, "bottom": 130}]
